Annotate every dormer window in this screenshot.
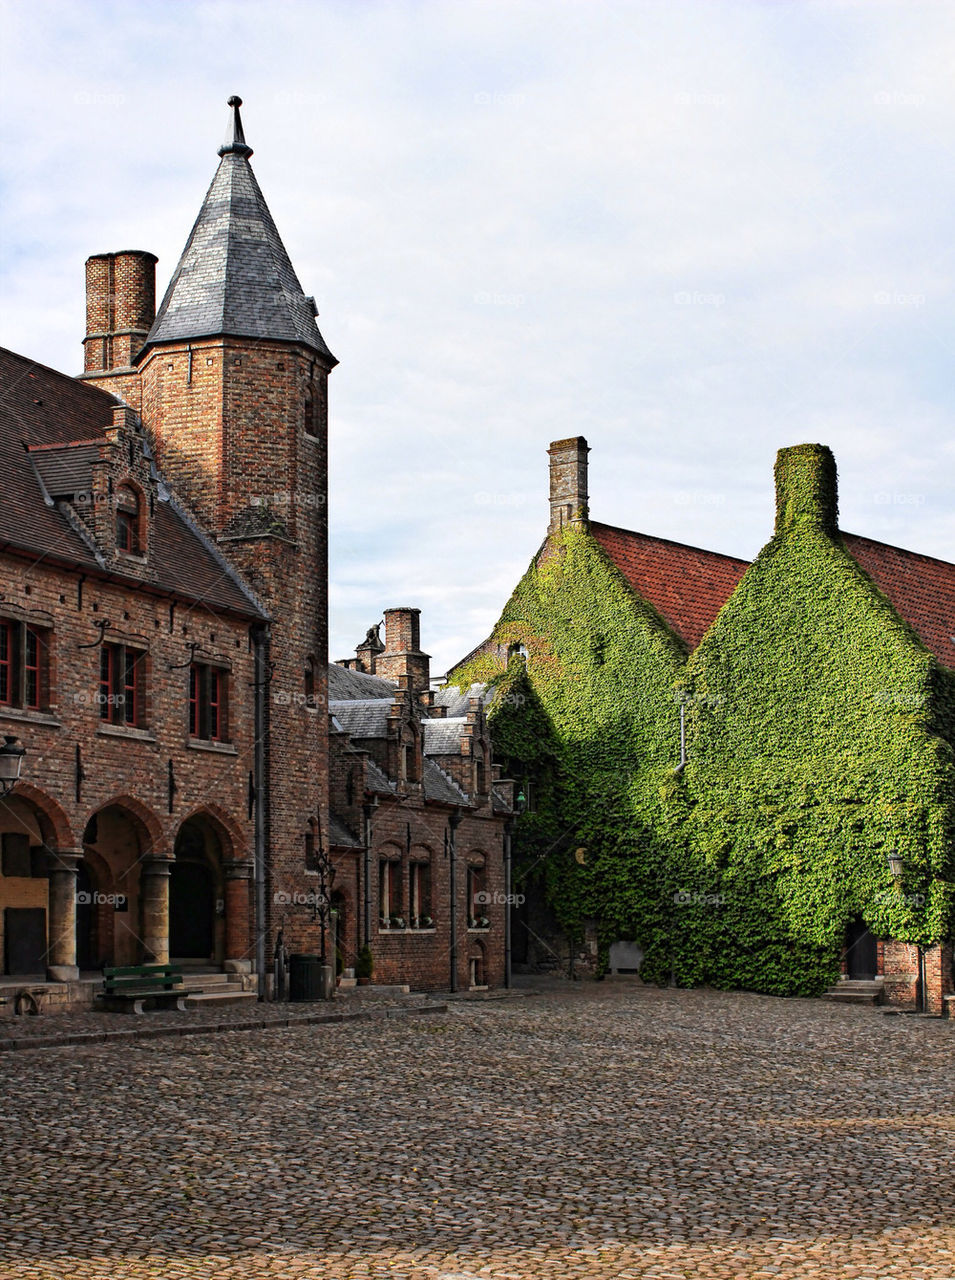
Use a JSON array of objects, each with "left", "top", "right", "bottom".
[{"left": 116, "top": 483, "right": 142, "bottom": 554}]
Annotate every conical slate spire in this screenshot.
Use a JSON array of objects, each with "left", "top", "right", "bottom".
[
  {"left": 218, "top": 94, "right": 253, "bottom": 159},
  {"left": 140, "top": 97, "right": 336, "bottom": 364}
]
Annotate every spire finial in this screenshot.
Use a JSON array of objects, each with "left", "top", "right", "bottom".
[{"left": 218, "top": 94, "right": 253, "bottom": 159}]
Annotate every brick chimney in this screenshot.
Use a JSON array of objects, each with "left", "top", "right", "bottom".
[
  {"left": 548, "top": 436, "right": 589, "bottom": 535},
  {"left": 83, "top": 250, "right": 157, "bottom": 376},
  {"left": 375, "top": 608, "right": 431, "bottom": 690},
  {"left": 774, "top": 444, "right": 838, "bottom": 537}
]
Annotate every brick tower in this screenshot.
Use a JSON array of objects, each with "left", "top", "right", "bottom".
[{"left": 87, "top": 97, "right": 337, "bottom": 955}]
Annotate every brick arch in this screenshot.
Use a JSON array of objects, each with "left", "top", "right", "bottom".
[
  {"left": 85, "top": 794, "right": 166, "bottom": 856},
  {"left": 177, "top": 803, "right": 248, "bottom": 863},
  {"left": 9, "top": 782, "right": 74, "bottom": 849}
]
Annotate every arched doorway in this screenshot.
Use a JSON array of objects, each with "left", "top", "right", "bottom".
[
  {"left": 83, "top": 802, "right": 157, "bottom": 967},
  {"left": 170, "top": 819, "right": 223, "bottom": 964}
]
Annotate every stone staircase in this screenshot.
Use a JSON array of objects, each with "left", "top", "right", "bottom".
[
  {"left": 180, "top": 971, "right": 258, "bottom": 1009},
  {"left": 822, "top": 977, "right": 885, "bottom": 1006}
]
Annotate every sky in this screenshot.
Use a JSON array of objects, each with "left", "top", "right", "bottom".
[{"left": 1, "top": 0, "right": 953, "bottom": 676}]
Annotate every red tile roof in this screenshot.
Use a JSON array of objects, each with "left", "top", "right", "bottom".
[
  {"left": 843, "top": 533, "right": 955, "bottom": 669},
  {"left": 591, "top": 519, "right": 955, "bottom": 668},
  {"left": 590, "top": 521, "right": 749, "bottom": 650}
]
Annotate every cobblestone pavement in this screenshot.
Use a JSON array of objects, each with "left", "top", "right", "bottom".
[{"left": 0, "top": 981, "right": 952, "bottom": 1280}]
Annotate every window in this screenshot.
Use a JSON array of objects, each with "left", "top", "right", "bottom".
[
  {"left": 304, "top": 656, "right": 317, "bottom": 709},
  {"left": 0, "top": 620, "right": 50, "bottom": 711},
  {"left": 467, "top": 862, "right": 489, "bottom": 928},
  {"left": 115, "top": 484, "right": 142, "bottom": 554},
  {"left": 189, "top": 663, "right": 228, "bottom": 741},
  {"left": 379, "top": 858, "right": 402, "bottom": 927},
  {"left": 100, "top": 644, "right": 146, "bottom": 726},
  {"left": 409, "top": 861, "right": 432, "bottom": 927}
]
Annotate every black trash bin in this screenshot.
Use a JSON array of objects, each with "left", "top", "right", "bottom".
[{"left": 288, "top": 953, "right": 323, "bottom": 1002}]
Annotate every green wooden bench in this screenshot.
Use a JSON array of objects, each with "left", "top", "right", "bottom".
[{"left": 97, "top": 964, "right": 200, "bottom": 1015}]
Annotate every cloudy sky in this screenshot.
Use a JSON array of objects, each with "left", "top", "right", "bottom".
[{"left": 2, "top": 0, "right": 953, "bottom": 674}]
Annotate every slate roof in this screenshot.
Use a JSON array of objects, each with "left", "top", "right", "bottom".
[
  {"left": 329, "top": 814, "right": 362, "bottom": 848},
  {"left": 329, "top": 699, "right": 395, "bottom": 739},
  {"left": 843, "top": 533, "right": 955, "bottom": 669},
  {"left": 365, "top": 758, "right": 396, "bottom": 796},
  {"left": 0, "top": 346, "right": 266, "bottom": 620},
  {"left": 590, "top": 521, "right": 749, "bottom": 650},
  {"left": 434, "top": 683, "right": 488, "bottom": 717},
  {"left": 328, "top": 664, "right": 397, "bottom": 701},
  {"left": 142, "top": 99, "right": 336, "bottom": 365},
  {"left": 422, "top": 757, "right": 470, "bottom": 806},
  {"left": 423, "top": 718, "right": 467, "bottom": 755}
]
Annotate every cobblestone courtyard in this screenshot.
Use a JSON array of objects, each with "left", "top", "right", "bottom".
[{"left": 0, "top": 982, "right": 952, "bottom": 1280}]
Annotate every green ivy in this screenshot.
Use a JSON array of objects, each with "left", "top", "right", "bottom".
[{"left": 451, "top": 450, "right": 955, "bottom": 997}]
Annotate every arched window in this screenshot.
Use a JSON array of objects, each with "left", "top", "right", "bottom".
[{"left": 116, "top": 483, "right": 141, "bottom": 554}]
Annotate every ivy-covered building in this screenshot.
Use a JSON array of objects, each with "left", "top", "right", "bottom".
[{"left": 449, "top": 438, "right": 955, "bottom": 1014}]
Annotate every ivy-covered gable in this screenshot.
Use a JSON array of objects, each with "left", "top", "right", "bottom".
[{"left": 675, "top": 445, "right": 955, "bottom": 992}]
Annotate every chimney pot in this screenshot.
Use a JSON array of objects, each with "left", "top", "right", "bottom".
[{"left": 548, "top": 436, "right": 589, "bottom": 535}]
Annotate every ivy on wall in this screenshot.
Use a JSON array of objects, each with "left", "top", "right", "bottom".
[{"left": 451, "top": 447, "right": 955, "bottom": 997}]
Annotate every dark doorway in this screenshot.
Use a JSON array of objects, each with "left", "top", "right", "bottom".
[
  {"left": 846, "top": 917, "right": 878, "bottom": 980},
  {"left": 76, "top": 862, "right": 96, "bottom": 970},
  {"left": 4, "top": 907, "right": 47, "bottom": 975},
  {"left": 170, "top": 860, "right": 214, "bottom": 959}
]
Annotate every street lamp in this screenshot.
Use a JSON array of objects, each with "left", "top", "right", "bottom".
[
  {"left": 887, "top": 852, "right": 904, "bottom": 879},
  {"left": 311, "top": 845, "right": 335, "bottom": 965},
  {"left": 0, "top": 736, "right": 26, "bottom": 797}
]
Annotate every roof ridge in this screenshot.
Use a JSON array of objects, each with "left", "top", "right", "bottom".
[{"left": 589, "top": 519, "right": 751, "bottom": 566}]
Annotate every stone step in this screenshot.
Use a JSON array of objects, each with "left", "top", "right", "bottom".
[
  {"left": 182, "top": 990, "right": 259, "bottom": 1009},
  {"left": 822, "top": 980, "right": 884, "bottom": 1005}
]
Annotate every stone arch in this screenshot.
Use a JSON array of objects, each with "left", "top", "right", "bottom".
[
  {"left": 178, "top": 803, "right": 246, "bottom": 863},
  {"left": 468, "top": 938, "right": 488, "bottom": 988},
  {"left": 5, "top": 782, "right": 74, "bottom": 850},
  {"left": 85, "top": 793, "right": 165, "bottom": 857},
  {"left": 170, "top": 812, "right": 229, "bottom": 964},
  {"left": 82, "top": 796, "right": 166, "bottom": 966}
]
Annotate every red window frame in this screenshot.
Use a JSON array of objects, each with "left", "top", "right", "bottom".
[
  {"left": 24, "top": 627, "right": 41, "bottom": 711},
  {"left": 189, "top": 665, "right": 200, "bottom": 737},
  {"left": 99, "top": 645, "right": 114, "bottom": 721},
  {"left": 189, "top": 663, "right": 228, "bottom": 742},
  {"left": 115, "top": 484, "right": 140, "bottom": 554},
  {"left": 209, "top": 668, "right": 222, "bottom": 741},
  {"left": 0, "top": 621, "right": 11, "bottom": 706},
  {"left": 100, "top": 644, "right": 144, "bottom": 727}
]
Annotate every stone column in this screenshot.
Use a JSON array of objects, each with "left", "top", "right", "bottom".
[
  {"left": 45, "top": 848, "right": 83, "bottom": 982},
  {"left": 223, "top": 861, "right": 253, "bottom": 974},
  {"left": 140, "top": 856, "right": 173, "bottom": 964}
]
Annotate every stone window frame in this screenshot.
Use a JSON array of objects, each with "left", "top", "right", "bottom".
[{"left": 114, "top": 478, "right": 146, "bottom": 558}]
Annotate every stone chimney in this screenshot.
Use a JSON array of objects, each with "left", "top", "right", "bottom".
[
  {"left": 83, "top": 250, "right": 157, "bottom": 375},
  {"left": 354, "top": 622, "right": 385, "bottom": 674},
  {"left": 548, "top": 436, "right": 589, "bottom": 535},
  {"left": 375, "top": 608, "right": 431, "bottom": 690},
  {"left": 774, "top": 444, "right": 838, "bottom": 537}
]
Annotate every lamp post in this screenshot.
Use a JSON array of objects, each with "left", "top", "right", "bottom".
[
  {"left": 312, "top": 845, "right": 335, "bottom": 965},
  {"left": 887, "top": 852, "right": 903, "bottom": 879},
  {"left": 502, "top": 784, "right": 527, "bottom": 991},
  {"left": 0, "top": 736, "right": 26, "bottom": 797}
]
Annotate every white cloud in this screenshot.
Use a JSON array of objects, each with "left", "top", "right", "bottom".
[{"left": 1, "top": 0, "right": 952, "bottom": 675}]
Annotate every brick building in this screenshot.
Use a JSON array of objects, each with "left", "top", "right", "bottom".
[
  {"left": 0, "top": 97, "right": 511, "bottom": 1007},
  {"left": 329, "top": 609, "right": 513, "bottom": 991}
]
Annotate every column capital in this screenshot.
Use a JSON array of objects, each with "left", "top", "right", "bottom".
[
  {"left": 45, "top": 847, "right": 83, "bottom": 874},
  {"left": 141, "top": 855, "right": 174, "bottom": 876},
  {"left": 224, "top": 860, "right": 254, "bottom": 881}
]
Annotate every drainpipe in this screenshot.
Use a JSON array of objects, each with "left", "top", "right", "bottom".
[
  {"left": 503, "top": 819, "right": 513, "bottom": 989},
  {"left": 448, "top": 809, "right": 463, "bottom": 993},
  {"left": 361, "top": 798, "right": 377, "bottom": 947},
  {"left": 252, "top": 623, "right": 270, "bottom": 1001}
]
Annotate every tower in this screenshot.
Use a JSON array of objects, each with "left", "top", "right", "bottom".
[{"left": 86, "top": 97, "right": 337, "bottom": 951}]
